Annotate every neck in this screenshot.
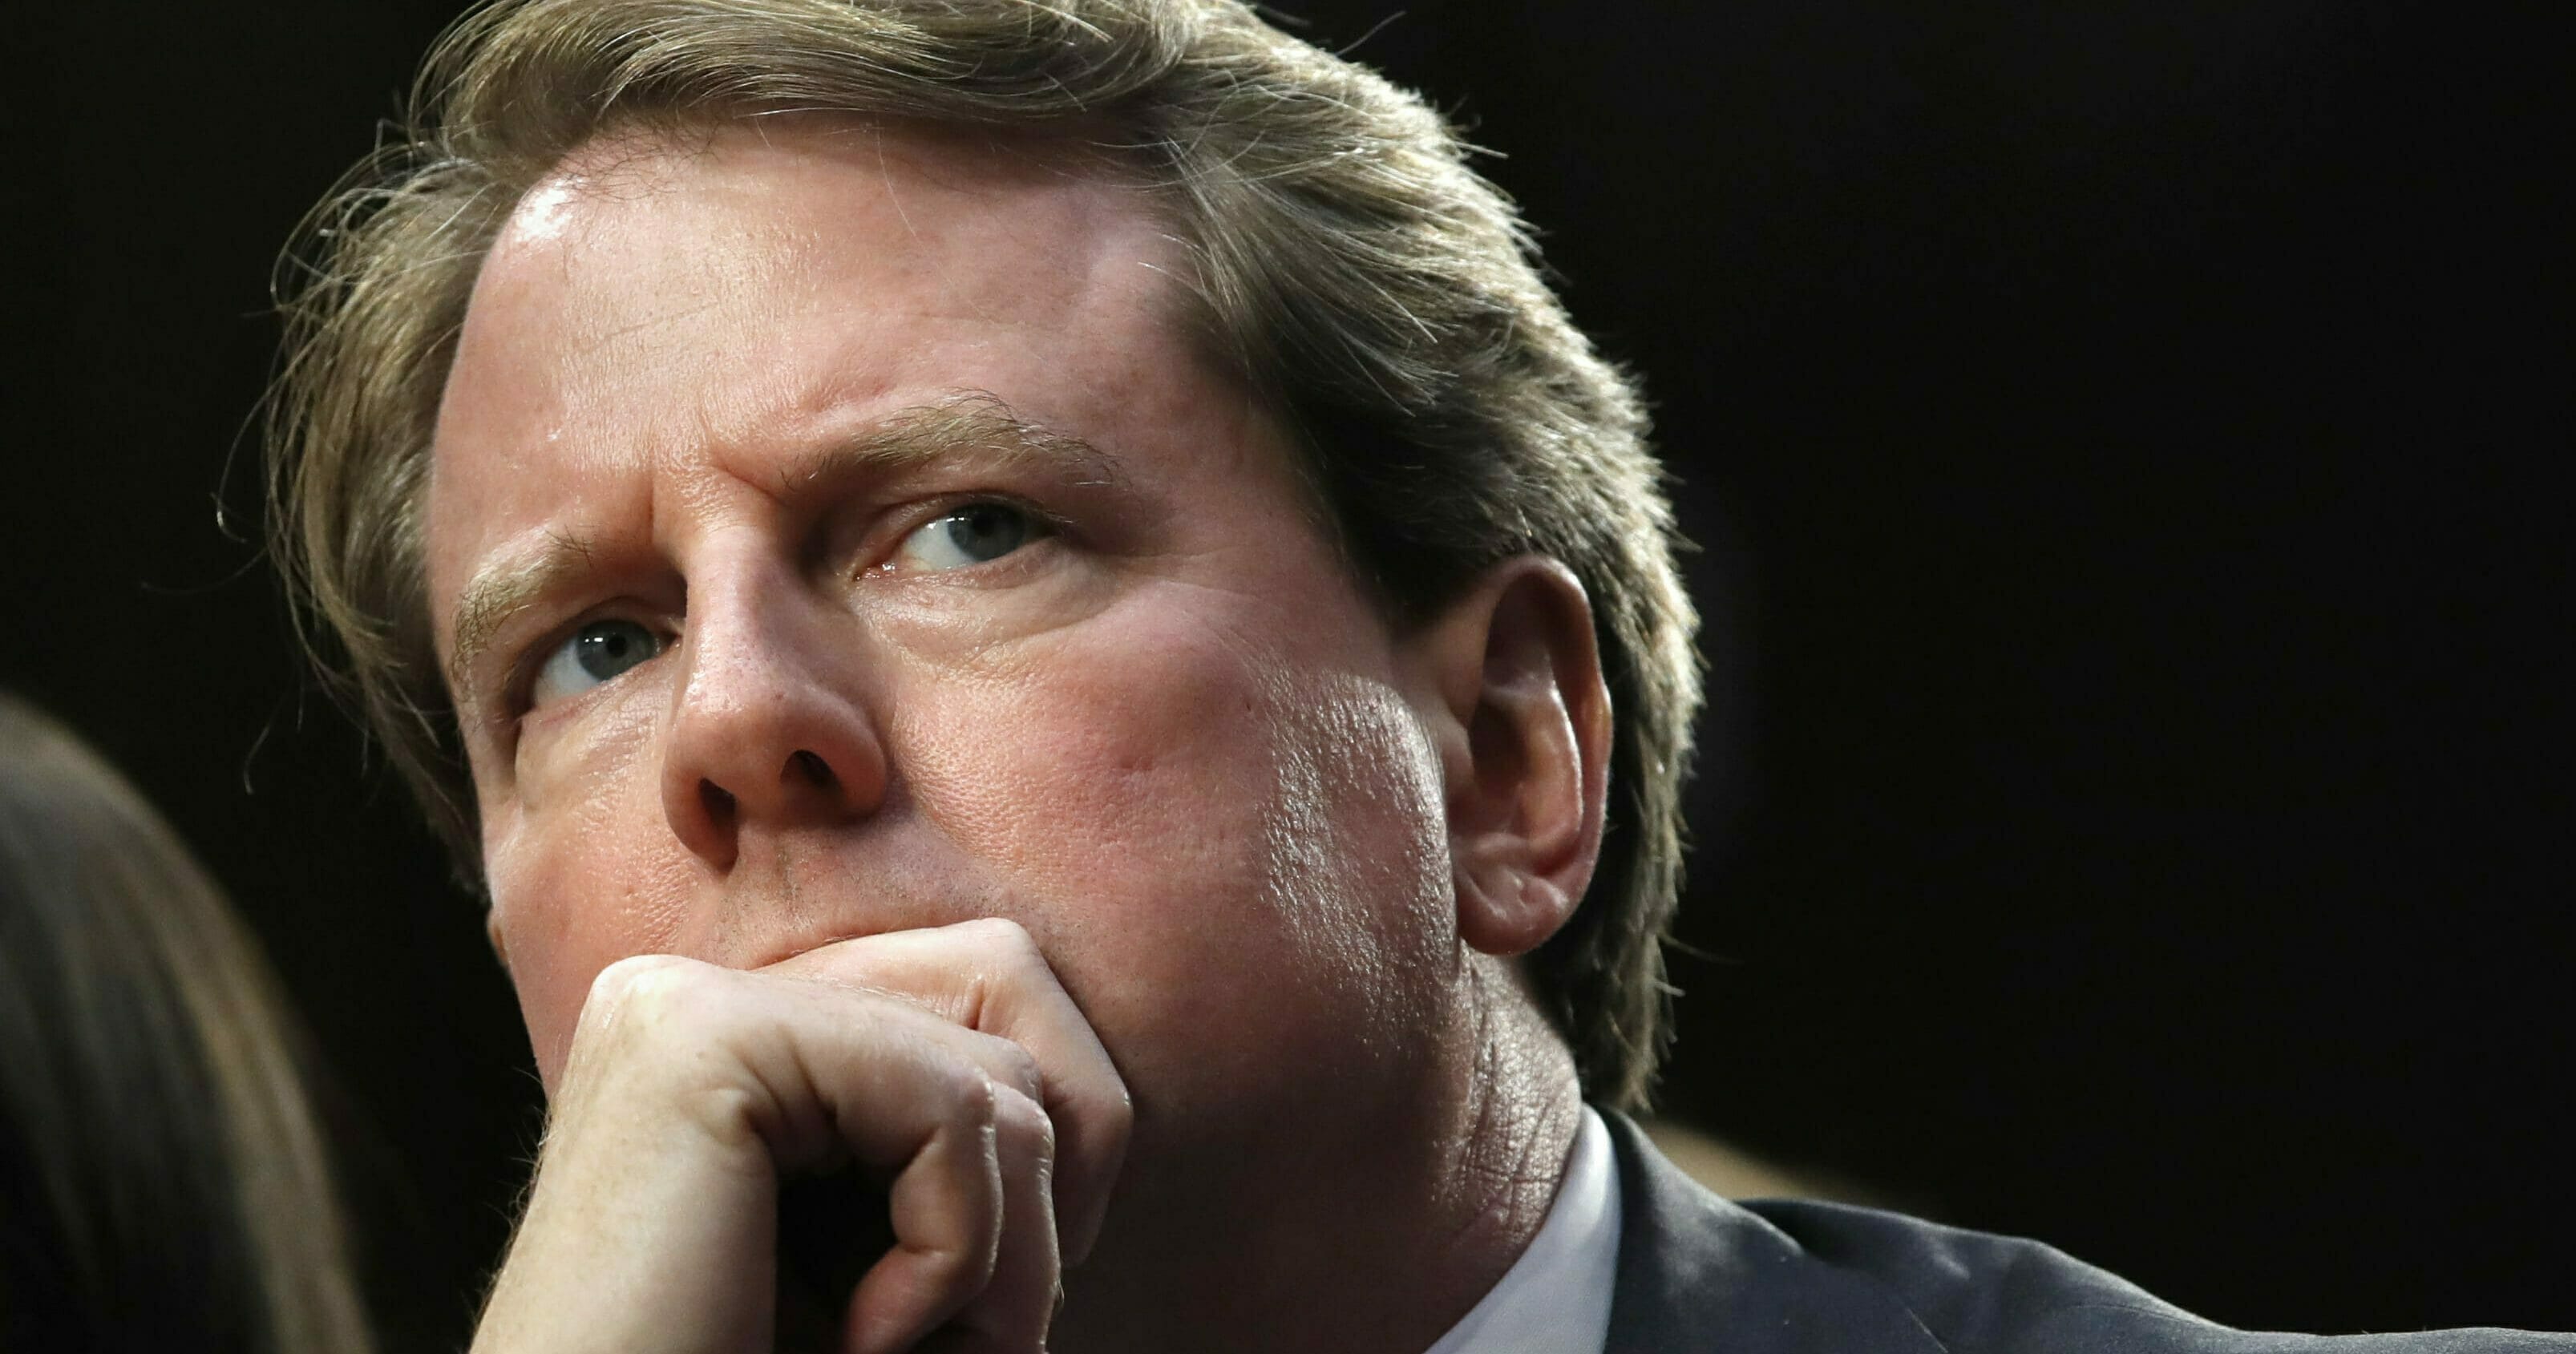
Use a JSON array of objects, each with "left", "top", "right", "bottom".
[{"left": 1052, "top": 956, "right": 1585, "bottom": 1354}]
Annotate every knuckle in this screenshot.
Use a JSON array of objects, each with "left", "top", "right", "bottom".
[
  {"left": 938, "top": 1057, "right": 1001, "bottom": 1130},
  {"left": 1075, "top": 1085, "right": 1133, "bottom": 1172},
  {"left": 911, "top": 1236, "right": 1001, "bottom": 1320},
  {"left": 563, "top": 956, "right": 734, "bottom": 1098},
  {"left": 1078, "top": 1075, "right": 1133, "bottom": 1136},
  {"left": 960, "top": 915, "right": 1038, "bottom": 961},
  {"left": 993, "top": 1041, "right": 1046, "bottom": 1104},
  {"left": 992, "top": 1084, "right": 1055, "bottom": 1156},
  {"left": 587, "top": 953, "right": 699, "bottom": 1022}
]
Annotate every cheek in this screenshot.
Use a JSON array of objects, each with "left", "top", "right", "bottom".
[
  {"left": 484, "top": 721, "right": 694, "bottom": 1088},
  {"left": 1248, "top": 672, "right": 1458, "bottom": 1000},
  {"left": 891, "top": 591, "right": 1457, "bottom": 1097},
  {"left": 892, "top": 608, "right": 1268, "bottom": 933}
]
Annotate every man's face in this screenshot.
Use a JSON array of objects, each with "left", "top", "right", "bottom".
[{"left": 425, "top": 122, "right": 1462, "bottom": 1162}]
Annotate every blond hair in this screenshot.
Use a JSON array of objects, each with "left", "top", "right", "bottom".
[{"left": 268, "top": 0, "right": 1700, "bottom": 1109}]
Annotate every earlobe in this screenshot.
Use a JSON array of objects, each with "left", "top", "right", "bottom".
[
  {"left": 486, "top": 911, "right": 513, "bottom": 973},
  {"left": 1420, "top": 557, "right": 1612, "bottom": 959},
  {"left": 1454, "top": 851, "right": 1575, "bottom": 958}
]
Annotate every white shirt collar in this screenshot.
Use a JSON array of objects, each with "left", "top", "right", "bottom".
[{"left": 1422, "top": 1105, "right": 1623, "bottom": 1354}]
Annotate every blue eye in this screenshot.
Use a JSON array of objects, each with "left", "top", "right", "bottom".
[
  {"left": 892, "top": 503, "right": 1045, "bottom": 572},
  {"left": 528, "top": 619, "right": 663, "bottom": 709}
]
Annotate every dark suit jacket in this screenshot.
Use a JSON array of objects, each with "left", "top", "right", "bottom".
[{"left": 1602, "top": 1114, "right": 2574, "bottom": 1352}]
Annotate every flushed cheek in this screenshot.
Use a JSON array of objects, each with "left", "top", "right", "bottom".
[{"left": 890, "top": 605, "right": 1455, "bottom": 1102}]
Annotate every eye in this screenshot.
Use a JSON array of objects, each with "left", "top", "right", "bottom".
[
  {"left": 528, "top": 618, "right": 665, "bottom": 709},
  {"left": 889, "top": 502, "right": 1050, "bottom": 572}
]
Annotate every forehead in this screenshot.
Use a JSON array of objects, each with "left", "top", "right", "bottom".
[
  {"left": 427, "top": 118, "right": 1259, "bottom": 637},
  {"left": 480, "top": 117, "right": 1178, "bottom": 344}
]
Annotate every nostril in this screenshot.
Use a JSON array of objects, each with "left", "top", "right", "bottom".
[
  {"left": 699, "top": 781, "right": 737, "bottom": 825},
  {"left": 788, "top": 749, "right": 836, "bottom": 790}
]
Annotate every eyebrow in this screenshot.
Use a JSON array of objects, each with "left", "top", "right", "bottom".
[
  {"left": 447, "top": 531, "right": 604, "bottom": 706},
  {"left": 780, "top": 393, "right": 1126, "bottom": 503},
  {"left": 442, "top": 394, "right": 1126, "bottom": 699}
]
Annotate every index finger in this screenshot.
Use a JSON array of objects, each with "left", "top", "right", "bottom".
[{"left": 765, "top": 917, "right": 1131, "bottom": 1264}]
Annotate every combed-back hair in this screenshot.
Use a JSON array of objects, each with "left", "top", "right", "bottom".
[
  {"left": 268, "top": 0, "right": 1700, "bottom": 1108},
  {"left": 0, "top": 695, "right": 376, "bottom": 1354}
]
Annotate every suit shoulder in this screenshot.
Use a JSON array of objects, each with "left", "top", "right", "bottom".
[{"left": 1736, "top": 1198, "right": 2576, "bottom": 1354}]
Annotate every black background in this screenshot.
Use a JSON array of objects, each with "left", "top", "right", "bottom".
[{"left": 6, "top": 2, "right": 2569, "bottom": 1348}]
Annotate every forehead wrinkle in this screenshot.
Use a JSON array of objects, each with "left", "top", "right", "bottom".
[
  {"left": 444, "top": 394, "right": 1122, "bottom": 696},
  {"left": 446, "top": 531, "right": 603, "bottom": 700}
]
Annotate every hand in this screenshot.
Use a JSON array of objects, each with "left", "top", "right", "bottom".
[{"left": 469, "top": 918, "right": 1131, "bottom": 1354}]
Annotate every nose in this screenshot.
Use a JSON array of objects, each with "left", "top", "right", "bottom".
[{"left": 659, "top": 563, "right": 888, "bottom": 871}]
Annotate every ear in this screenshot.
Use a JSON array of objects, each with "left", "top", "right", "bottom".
[
  {"left": 1410, "top": 556, "right": 1612, "bottom": 958},
  {"left": 485, "top": 910, "right": 512, "bottom": 974}
]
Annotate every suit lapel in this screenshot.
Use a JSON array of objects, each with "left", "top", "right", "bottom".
[{"left": 1602, "top": 1112, "right": 1950, "bottom": 1354}]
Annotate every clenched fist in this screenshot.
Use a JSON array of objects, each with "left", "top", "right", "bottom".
[{"left": 470, "top": 919, "right": 1130, "bottom": 1354}]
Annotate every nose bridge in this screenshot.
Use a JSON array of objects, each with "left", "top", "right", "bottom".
[
  {"left": 679, "top": 548, "right": 808, "bottom": 725},
  {"left": 660, "top": 542, "right": 886, "bottom": 869}
]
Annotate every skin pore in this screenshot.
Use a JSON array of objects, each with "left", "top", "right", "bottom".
[{"left": 427, "top": 118, "right": 1607, "bottom": 1353}]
